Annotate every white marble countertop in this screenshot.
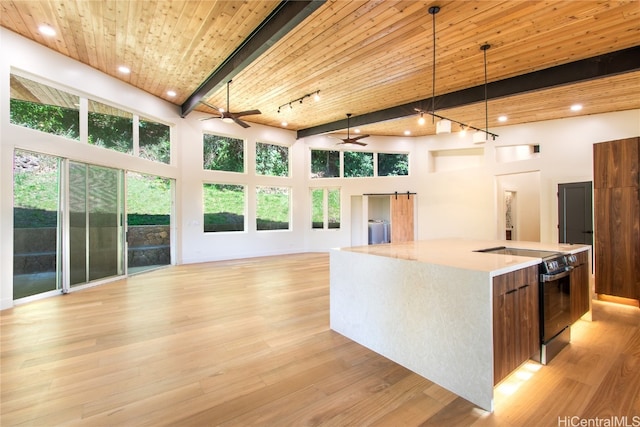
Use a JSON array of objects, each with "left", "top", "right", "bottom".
[{"left": 334, "top": 239, "right": 590, "bottom": 276}]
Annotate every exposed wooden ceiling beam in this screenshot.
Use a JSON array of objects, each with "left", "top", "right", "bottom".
[
  {"left": 180, "top": 0, "right": 325, "bottom": 117},
  {"left": 297, "top": 45, "right": 640, "bottom": 139}
]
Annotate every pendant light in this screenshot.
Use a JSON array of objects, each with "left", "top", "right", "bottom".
[
  {"left": 416, "top": 7, "right": 498, "bottom": 141},
  {"left": 428, "top": 6, "right": 451, "bottom": 134},
  {"left": 473, "top": 44, "right": 491, "bottom": 144}
]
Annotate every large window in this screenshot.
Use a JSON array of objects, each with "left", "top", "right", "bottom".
[
  {"left": 10, "top": 74, "right": 172, "bottom": 164},
  {"left": 256, "top": 186, "right": 290, "bottom": 231},
  {"left": 88, "top": 100, "right": 133, "bottom": 154},
  {"left": 127, "top": 172, "right": 172, "bottom": 272},
  {"left": 378, "top": 153, "right": 409, "bottom": 176},
  {"left": 256, "top": 142, "right": 289, "bottom": 177},
  {"left": 139, "top": 117, "right": 170, "bottom": 164},
  {"left": 311, "top": 149, "right": 339, "bottom": 178},
  {"left": 203, "top": 184, "right": 245, "bottom": 232},
  {"left": 311, "top": 188, "right": 341, "bottom": 229},
  {"left": 203, "top": 133, "right": 245, "bottom": 172},
  {"left": 344, "top": 151, "right": 374, "bottom": 177},
  {"left": 10, "top": 74, "right": 80, "bottom": 140}
]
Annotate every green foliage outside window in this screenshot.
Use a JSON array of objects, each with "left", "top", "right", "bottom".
[
  {"left": 311, "top": 149, "right": 339, "bottom": 178},
  {"left": 203, "top": 133, "right": 244, "bottom": 172},
  {"left": 256, "top": 186, "right": 290, "bottom": 230},
  {"left": 87, "top": 111, "right": 133, "bottom": 154},
  {"left": 311, "top": 189, "right": 324, "bottom": 229},
  {"left": 203, "top": 184, "right": 245, "bottom": 232},
  {"left": 311, "top": 188, "right": 340, "bottom": 229},
  {"left": 140, "top": 118, "right": 170, "bottom": 164},
  {"left": 328, "top": 188, "right": 340, "bottom": 229},
  {"left": 256, "top": 142, "right": 288, "bottom": 176},
  {"left": 10, "top": 99, "right": 80, "bottom": 140},
  {"left": 88, "top": 101, "right": 133, "bottom": 154},
  {"left": 344, "top": 151, "right": 374, "bottom": 177},
  {"left": 378, "top": 153, "right": 409, "bottom": 176}
]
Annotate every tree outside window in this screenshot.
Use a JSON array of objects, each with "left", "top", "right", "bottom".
[
  {"left": 378, "top": 153, "right": 409, "bottom": 176},
  {"left": 140, "top": 117, "right": 170, "bottom": 164},
  {"left": 203, "top": 133, "right": 245, "bottom": 172},
  {"left": 10, "top": 74, "right": 80, "bottom": 140},
  {"left": 88, "top": 100, "right": 133, "bottom": 154},
  {"left": 256, "top": 142, "right": 289, "bottom": 177},
  {"left": 344, "top": 151, "right": 374, "bottom": 177},
  {"left": 311, "top": 149, "right": 340, "bottom": 178}
]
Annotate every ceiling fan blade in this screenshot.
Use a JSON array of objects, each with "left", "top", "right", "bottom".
[
  {"left": 336, "top": 139, "right": 368, "bottom": 146},
  {"left": 233, "top": 109, "right": 261, "bottom": 117},
  {"left": 352, "top": 134, "right": 370, "bottom": 141},
  {"left": 200, "top": 100, "right": 222, "bottom": 112},
  {"left": 232, "top": 117, "right": 251, "bottom": 128}
]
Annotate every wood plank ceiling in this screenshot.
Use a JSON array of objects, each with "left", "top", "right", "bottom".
[{"left": 2, "top": 0, "right": 639, "bottom": 138}]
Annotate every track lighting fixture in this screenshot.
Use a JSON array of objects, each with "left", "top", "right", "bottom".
[
  {"left": 436, "top": 119, "right": 451, "bottom": 134},
  {"left": 277, "top": 90, "right": 321, "bottom": 113}
]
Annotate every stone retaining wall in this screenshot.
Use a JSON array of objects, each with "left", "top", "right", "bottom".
[{"left": 14, "top": 225, "right": 170, "bottom": 274}]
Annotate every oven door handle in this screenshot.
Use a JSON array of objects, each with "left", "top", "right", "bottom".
[{"left": 540, "top": 267, "right": 573, "bottom": 282}]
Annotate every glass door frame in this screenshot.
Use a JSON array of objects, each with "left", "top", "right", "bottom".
[{"left": 61, "top": 159, "right": 126, "bottom": 293}]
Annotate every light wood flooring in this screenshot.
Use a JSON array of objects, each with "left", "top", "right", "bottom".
[{"left": 1, "top": 253, "right": 639, "bottom": 426}]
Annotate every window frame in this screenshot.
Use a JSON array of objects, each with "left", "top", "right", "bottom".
[
  {"left": 310, "top": 187, "right": 341, "bottom": 230},
  {"left": 203, "top": 131, "right": 247, "bottom": 174},
  {"left": 202, "top": 182, "right": 247, "bottom": 233},
  {"left": 255, "top": 140, "right": 290, "bottom": 177}
]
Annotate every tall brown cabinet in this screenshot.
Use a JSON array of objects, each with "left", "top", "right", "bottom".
[{"left": 593, "top": 137, "right": 640, "bottom": 300}]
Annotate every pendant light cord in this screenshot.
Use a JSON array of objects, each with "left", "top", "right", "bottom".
[
  {"left": 481, "top": 44, "right": 490, "bottom": 136},
  {"left": 432, "top": 11, "right": 435, "bottom": 120},
  {"left": 429, "top": 6, "right": 440, "bottom": 123}
]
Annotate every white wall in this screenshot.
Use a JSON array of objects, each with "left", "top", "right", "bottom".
[{"left": 1, "top": 27, "right": 639, "bottom": 308}]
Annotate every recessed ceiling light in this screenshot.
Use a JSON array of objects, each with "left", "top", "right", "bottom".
[
  {"left": 167, "top": 90, "right": 176, "bottom": 97},
  {"left": 38, "top": 24, "right": 56, "bottom": 37},
  {"left": 570, "top": 104, "right": 583, "bottom": 112},
  {"left": 498, "top": 115, "right": 508, "bottom": 122},
  {"left": 281, "top": 121, "right": 288, "bottom": 127},
  {"left": 118, "top": 66, "right": 131, "bottom": 74},
  {"left": 404, "top": 130, "right": 411, "bottom": 135}
]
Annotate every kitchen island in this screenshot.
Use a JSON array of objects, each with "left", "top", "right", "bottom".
[{"left": 329, "top": 239, "right": 590, "bottom": 412}]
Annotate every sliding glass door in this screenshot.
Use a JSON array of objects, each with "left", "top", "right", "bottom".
[
  {"left": 67, "top": 162, "right": 124, "bottom": 288},
  {"left": 13, "top": 149, "right": 172, "bottom": 301}
]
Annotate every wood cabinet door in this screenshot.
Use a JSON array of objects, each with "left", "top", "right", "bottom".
[
  {"left": 594, "top": 187, "right": 640, "bottom": 299},
  {"left": 593, "top": 137, "right": 639, "bottom": 189},
  {"left": 493, "top": 277, "right": 518, "bottom": 385},
  {"left": 570, "top": 251, "right": 590, "bottom": 322},
  {"left": 517, "top": 272, "right": 539, "bottom": 362},
  {"left": 493, "top": 266, "right": 539, "bottom": 385},
  {"left": 390, "top": 194, "right": 414, "bottom": 243}
]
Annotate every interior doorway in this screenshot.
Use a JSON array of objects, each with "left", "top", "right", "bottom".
[
  {"left": 496, "top": 171, "right": 541, "bottom": 242},
  {"left": 558, "top": 181, "right": 593, "bottom": 245}
]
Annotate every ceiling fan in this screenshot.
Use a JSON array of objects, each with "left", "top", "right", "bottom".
[
  {"left": 331, "top": 113, "right": 370, "bottom": 146},
  {"left": 200, "top": 80, "right": 261, "bottom": 128}
]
